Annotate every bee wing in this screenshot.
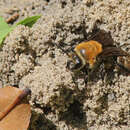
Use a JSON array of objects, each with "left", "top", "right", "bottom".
[
  {"left": 89, "top": 30, "right": 115, "bottom": 48},
  {"left": 99, "top": 47, "right": 129, "bottom": 58}
]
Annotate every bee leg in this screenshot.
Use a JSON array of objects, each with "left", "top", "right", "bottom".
[
  {"left": 119, "top": 43, "right": 130, "bottom": 48},
  {"left": 104, "top": 58, "right": 116, "bottom": 85},
  {"left": 87, "top": 69, "right": 91, "bottom": 83},
  {"left": 87, "top": 60, "right": 102, "bottom": 84},
  {"left": 87, "top": 68, "right": 95, "bottom": 84},
  {"left": 116, "top": 56, "right": 130, "bottom": 74},
  {"left": 71, "top": 75, "right": 80, "bottom": 92},
  {"left": 90, "top": 60, "right": 102, "bottom": 74}
]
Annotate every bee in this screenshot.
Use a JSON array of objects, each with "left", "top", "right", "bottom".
[
  {"left": 55, "top": 29, "right": 129, "bottom": 82},
  {"left": 69, "top": 30, "right": 129, "bottom": 73}
]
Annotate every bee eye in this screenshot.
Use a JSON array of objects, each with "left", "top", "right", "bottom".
[{"left": 67, "top": 54, "right": 82, "bottom": 70}]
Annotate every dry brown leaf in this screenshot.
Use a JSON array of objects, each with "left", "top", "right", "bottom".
[{"left": 0, "top": 86, "right": 31, "bottom": 130}]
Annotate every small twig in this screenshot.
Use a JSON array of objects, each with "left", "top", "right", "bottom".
[{"left": 6, "top": 13, "right": 19, "bottom": 24}]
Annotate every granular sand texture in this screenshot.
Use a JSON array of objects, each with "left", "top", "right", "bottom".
[{"left": 0, "top": 0, "right": 130, "bottom": 130}]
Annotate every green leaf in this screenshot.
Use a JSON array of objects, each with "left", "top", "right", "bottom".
[
  {"left": 0, "top": 17, "right": 12, "bottom": 45},
  {"left": 0, "top": 17, "right": 10, "bottom": 30},
  {"left": 16, "top": 15, "right": 41, "bottom": 27},
  {"left": 0, "top": 15, "right": 41, "bottom": 45}
]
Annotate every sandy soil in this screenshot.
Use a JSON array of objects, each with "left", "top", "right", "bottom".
[{"left": 0, "top": 0, "right": 130, "bottom": 130}]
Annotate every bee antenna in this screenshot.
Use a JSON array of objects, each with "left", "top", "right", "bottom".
[
  {"left": 53, "top": 42, "right": 71, "bottom": 58},
  {"left": 86, "top": 29, "right": 101, "bottom": 41}
]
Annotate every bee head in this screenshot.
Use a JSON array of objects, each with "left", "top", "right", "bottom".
[{"left": 67, "top": 52, "right": 86, "bottom": 71}]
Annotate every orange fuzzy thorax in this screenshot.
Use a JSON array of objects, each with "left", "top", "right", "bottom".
[{"left": 74, "top": 40, "right": 103, "bottom": 68}]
